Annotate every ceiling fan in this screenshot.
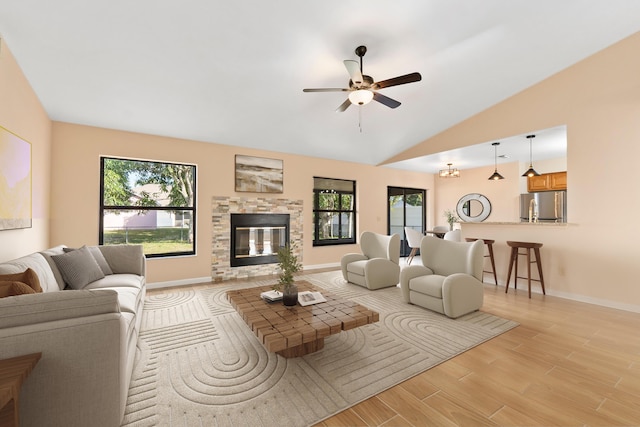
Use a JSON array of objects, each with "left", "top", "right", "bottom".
[{"left": 303, "top": 45, "right": 422, "bottom": 112}]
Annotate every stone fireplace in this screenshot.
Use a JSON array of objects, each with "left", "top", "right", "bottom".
[{"left": 211, "top": 196, "right": 303, "bottom": 281}]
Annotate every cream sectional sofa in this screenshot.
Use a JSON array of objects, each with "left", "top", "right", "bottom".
[{"left": 0, "top": 244, "right": 146, "bottom": 427}]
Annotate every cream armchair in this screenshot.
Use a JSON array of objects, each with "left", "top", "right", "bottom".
[
  {"left": 341, "top": 231, "right": 401, "bottom": 290},
  {"left": 400, "top": 236, "right": 484, "bottom": 318}
]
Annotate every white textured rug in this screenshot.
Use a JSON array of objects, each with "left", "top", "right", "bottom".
[{"left": 121, "top": 271, "right": 518, "bottom": 427}]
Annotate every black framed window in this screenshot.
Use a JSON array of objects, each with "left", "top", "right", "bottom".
[
  {"left": 99, "top": 157, "right": 196, "bottom": 258},
  {"left": 313, "top": 177, "right": 356, "bottom": 246}
]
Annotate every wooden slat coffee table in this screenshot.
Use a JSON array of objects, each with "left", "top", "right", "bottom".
[{"left": 227, "top": 281, "right": 379, "bottom": 358}]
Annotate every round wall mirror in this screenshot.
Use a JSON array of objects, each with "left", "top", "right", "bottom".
[{"left": 456, "top": 193, "right": 491, "bottom": 222}]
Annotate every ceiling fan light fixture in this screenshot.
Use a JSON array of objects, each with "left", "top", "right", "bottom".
[
  {"left": 348, "top": 89, "right": 374, "bottom": 106},
  {"left": 522, "top": 134, "right": 541, "bottom": 177},
  {"left": 439, "top": 163, "right": 460, "bottom": 178},
  {"left": 488, "top": 142, "right": 505, "bottom": 181}
]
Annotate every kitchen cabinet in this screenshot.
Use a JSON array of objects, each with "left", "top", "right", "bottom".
[
  {"left": 549, "top": 171, "right": 567, "bottom": 189},
  {"left": 527, "top": 171, "right": 567, "bottom": 192}
]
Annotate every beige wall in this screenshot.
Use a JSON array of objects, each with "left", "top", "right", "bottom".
[
  {"left": 387, "top": 32, "right": 640, "bottom": 310},
  {"left": 50, "top": 122, "right": 433, "bottom": 284},
  {"left": 0, "top": 38, "right": 51, "bottom": 260}
]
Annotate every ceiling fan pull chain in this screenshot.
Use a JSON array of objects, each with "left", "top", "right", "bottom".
[{"left": 359, "top": 105, "right": 363, "bottom": 133}]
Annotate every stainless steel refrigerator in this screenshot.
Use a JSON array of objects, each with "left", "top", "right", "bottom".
[{"left": 520, "top": 191, "right": 567, "bottom": 223}]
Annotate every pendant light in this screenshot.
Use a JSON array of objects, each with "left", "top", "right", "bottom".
[
  {"left": 522, "top": 134, "right": 540, "bottom": 177},
  {"left": 488, "top": 142, "right": 505, "bottom": 180},
  {"left": 439, "top": 163, "right": 460, "bottom": 178}
]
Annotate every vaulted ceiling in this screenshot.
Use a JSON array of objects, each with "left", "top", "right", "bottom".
[{"left": 1, "top": 1, "right": 639, "bottom": 172}]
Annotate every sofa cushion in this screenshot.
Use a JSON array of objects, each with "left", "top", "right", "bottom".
[
  {"left": 93, "top": 287, "right": 141, "bottom": 314},
  {"left": 84, "top": 273, "right": 144, "bottom": 291},
  {"left": 409, "top": 274, "right": 446, "bottom": 299},
  {"left": 64, "top": 246, "right": 113, "bottom": 275},
  {"left": 52, "top": 246, "right": 105, "bottom": 289},
  {"left": 98, "top": 245, "right": 145, "bottom": 275},
  {"left": 0, "top": 267, "right": 43, "bottom": 293},
  {"left": 0, "top": 281, "right": 36, "bottom": 298},
  {"left": 0, "top": 252, "right": 60, "bottom": 293}
]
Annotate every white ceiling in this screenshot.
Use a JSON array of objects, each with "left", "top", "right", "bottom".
[{"left": 1, "top": 1, "right": 639, "bottom": 173}]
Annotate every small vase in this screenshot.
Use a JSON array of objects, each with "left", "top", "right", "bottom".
[{"left": 282, "top": 283, "right": 298, "bottom": 306}]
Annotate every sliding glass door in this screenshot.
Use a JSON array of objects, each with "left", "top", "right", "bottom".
[{"left": 388, "top": 187, "right": 426, "bottom": 257}]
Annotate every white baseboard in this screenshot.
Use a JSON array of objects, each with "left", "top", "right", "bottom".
[
  {"left": 493, "top": 283, "right": 640, "bottom": 314},
  {"left": 545, "top": 289, "right": 640, "bottom": 313},
  {"left": 147, "top": 276, "right": 212, "bottom": 290},
  {"left": 303, "top": 262, "right": 341, "bottom": 271}
]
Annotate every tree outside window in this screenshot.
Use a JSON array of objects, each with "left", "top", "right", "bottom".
[{"left": 99, "top": 157, "right": 196, "bottom": 257}]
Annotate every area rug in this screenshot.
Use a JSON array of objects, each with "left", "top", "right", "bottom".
[{"left": 121, "top": 270, "right": 518, "bottom": 427}]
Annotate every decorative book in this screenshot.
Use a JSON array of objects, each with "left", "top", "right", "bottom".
[
  {"left": 297, "top": 291, "right": 327, "bottom": 306},
  {"left": 260, "top": 290, "right": 282, "bottom": 302}
]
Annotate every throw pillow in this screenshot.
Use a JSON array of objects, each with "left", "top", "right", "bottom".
[
  {"left": 52, "top": 246, "right": 106, "bottom": 289},
  {"left": 0, "top": 281, "right": 37, "bottom": 298},
  {"left": 63, "top": 246, "right": 113, "bottom": 275},
  {"left": 0, "top": 268, "right": 43, "bottom": 293}
]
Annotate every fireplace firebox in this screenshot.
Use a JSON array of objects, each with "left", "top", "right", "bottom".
[{"left": 230, "top": 213, "right": 290, "bottom": 267}]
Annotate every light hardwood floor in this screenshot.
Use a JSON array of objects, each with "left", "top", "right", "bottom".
[
  {"left": 147, "top": 269, "right": 640, "bottom": 427},
  {"left": 316, "top": 277, "right": 640, "bottom": 426}
]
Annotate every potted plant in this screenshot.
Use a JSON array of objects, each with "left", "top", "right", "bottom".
[
  {"left": 274, "top": 243, "right": 302, "bottom": 306},
  {"left": 443, "top": 209, "right": 459, "bottom": 231}
]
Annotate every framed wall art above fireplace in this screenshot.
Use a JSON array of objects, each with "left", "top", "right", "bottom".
[{"left": 235, "top": 155, "right": 283, "bottom": 193}]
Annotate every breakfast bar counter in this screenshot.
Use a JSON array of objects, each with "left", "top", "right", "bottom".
[{"left": 458, "top": 222, "right": 577, "bottom": 295}]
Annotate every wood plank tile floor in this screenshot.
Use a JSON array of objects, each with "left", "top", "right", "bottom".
[
  {"left": 316, "top": 282, "right": 640, "bottom": 427},
  {"left": 147, "top": 270, "right": 640, "bottom": 426}
]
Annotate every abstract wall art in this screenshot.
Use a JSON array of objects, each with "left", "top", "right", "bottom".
[{"left": 0, "top": 126, "right": 32, "bottom": 230}]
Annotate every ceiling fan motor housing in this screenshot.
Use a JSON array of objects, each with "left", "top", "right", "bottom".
[{"left": 349, "top": 75, "right": 374, "bottom": 89}]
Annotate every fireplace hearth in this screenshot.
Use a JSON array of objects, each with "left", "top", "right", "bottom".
[{"left": 230, "top": 213, "right": 289, "bottom": 267}]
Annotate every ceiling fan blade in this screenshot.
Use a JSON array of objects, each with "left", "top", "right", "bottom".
[
  {"left": 335, "top": 98, "right": 351, "bottom": 112},
  {"left": 303, "top": 88, "right": 349, "bottom": 92},
  {"left": 372, "top": 72, "right": 422, "bottom": 90},
  {"left": 373, "top": 92, "right": 401, "bottom": 109},
  {"left": 343, "top": 60, "right": 364, "bottom": 86}
]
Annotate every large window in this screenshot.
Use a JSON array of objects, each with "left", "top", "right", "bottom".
[
  {"left": 99, "top": 157, "right": 196, "bottom": 258},
  {"left": 313, "top": 177, "right": 356, "bottom": 246}
]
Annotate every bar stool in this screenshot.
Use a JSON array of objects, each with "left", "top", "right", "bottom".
[
  {"left": 465, "top": 238, "right": 498, "bottom": 285},
  {"left": 505, "top": 241, "right": 546, "bottom": 298}
]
